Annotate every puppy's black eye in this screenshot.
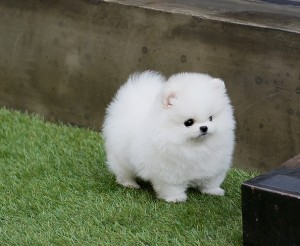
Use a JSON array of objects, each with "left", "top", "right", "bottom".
[
  {"left": 184, "top": 119, "right": 194, "bottom": 127},
  {"left": 209, "top": 116, "right": 213, "bottom": 121}
]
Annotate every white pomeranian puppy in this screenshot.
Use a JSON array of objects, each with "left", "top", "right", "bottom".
[{"left": 102, "top": 71, "right": 235, "bottom": 202}]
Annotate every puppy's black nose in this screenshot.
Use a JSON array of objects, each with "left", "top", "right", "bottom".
[{"left": 200, "top": 126, "right": 208, "bottom": 133}]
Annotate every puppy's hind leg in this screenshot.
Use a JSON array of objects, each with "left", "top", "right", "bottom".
[{"left": 107, "top": 155, "right": 140, "bottom": 189}]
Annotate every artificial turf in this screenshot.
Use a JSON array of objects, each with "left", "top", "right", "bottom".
[{"left": 0, "top": 108, "right": 257, "bottom": 245}]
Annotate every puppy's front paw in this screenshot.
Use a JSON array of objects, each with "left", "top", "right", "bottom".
[
  {"left": 163, "top": 193, "right": 187, "bottom": 203},
  {"left": 153, "top": 182, "right": 187, "bottom": 203},
  {"left": 117, "top": 179, "right": 140, "bottom": 189},
  {"left": 202, "top": 187, "right": 225, "bottom": 196}
]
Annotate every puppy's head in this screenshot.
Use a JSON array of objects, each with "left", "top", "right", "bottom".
[{"left": 160, "top": 73, "right": 234, "bottom": 144}]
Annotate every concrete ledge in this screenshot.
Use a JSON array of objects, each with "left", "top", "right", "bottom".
[
  {"left": 107, "top": 0, "right": 300, "bottom": 33},
  {"left": 0, "top": 0, "right": 299, "bottom": 170}
]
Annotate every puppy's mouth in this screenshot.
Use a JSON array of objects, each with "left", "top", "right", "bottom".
[{"left": 194, "top": 132, "right": 208, "bottom": 140}]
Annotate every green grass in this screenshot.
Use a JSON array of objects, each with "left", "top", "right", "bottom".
[{"left": 0, "top": 108, "right": 257, "bottom": 245}]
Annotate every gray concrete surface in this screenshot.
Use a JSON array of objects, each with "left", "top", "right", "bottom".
[{"left": 0, "top": 0, "right": 299, "bottom": 171}]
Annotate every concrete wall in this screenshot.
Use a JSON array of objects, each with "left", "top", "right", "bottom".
[{"left": 0, "top": 0, "right": 299, "bottom": 171}]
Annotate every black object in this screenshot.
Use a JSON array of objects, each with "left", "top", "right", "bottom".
[{"left": 242, "top": 155, "right": 300, "bottom": 246}]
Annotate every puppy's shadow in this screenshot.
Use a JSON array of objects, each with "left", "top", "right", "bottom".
[
  {"left": 136, "top": 180, "right": 205, "bottom": 201},
  {"left": 136, "top": 178, "right": 155, "bottom": 194}
]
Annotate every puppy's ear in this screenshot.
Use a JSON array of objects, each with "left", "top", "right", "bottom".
[
  {"left": 211, "top": 78, "right": 226, "bottom": 91},
  {"left": 162, "top": 92, "right": 177, "bottom": 108}
]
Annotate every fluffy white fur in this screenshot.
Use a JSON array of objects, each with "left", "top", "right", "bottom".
[{"left": 102, "top": 71, "right": 235, "bottom": 202}]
